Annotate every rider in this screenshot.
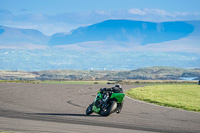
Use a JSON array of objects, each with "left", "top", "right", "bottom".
[{"left": 100, "top": 84, "right": 124, "bottom": 114}]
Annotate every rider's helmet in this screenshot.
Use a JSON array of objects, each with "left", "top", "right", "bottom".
[{"left": 115, "top": 84, "right": 121, "bottom": 88}]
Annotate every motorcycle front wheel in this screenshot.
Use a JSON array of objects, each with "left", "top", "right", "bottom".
[{"left": 86, "top": 104, "right": 93, "bottom": 115}]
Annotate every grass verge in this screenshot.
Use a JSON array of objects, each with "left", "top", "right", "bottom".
[
  {"left": 39, "top": 80, "right": 115, "bottom": 84},
  {"left": 0, "top": 80, "right": 115, "bottom": 84},
  {"left": 125, "top": 84, "right": 200, "bottom": 112}
]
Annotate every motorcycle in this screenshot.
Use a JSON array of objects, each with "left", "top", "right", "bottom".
[{"left": 86, "top": 88, "right": 125, "bottom": 116}]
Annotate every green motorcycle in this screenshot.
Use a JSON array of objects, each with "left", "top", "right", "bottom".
[{"left": 86, "top": 88, "right": 125, "bottom": 116}]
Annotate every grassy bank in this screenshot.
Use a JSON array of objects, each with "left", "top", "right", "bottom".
[
  {"left": 120, "top": 80, "right": 198, "bottom": 85},
  {"left": 125, "top": 84, "right": 200, "bottom": 112}
]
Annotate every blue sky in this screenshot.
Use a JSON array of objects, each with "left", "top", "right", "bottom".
[
  {"left": 1, "top": 0, "right": 200, "bottom": 13},
  {"left": 0, "top": 0, "right": 200, "bottom": 35}
]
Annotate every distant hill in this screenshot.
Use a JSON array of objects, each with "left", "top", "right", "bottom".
[
  {"left": 48, "top": 20, "right": 194, "bottom": 46},
  {"left": 1, "top": 67, "right": 199, "bottom": 80},
  {"left": 111, "top": 66, "right": 200, "bottom": 80},
  {"left": 0, "top": 25, "right": 49, "bottom": 48}
]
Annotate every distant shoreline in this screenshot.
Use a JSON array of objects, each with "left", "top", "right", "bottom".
[{"left": 1, "top": 66, "right": 200, "bottom": 81}]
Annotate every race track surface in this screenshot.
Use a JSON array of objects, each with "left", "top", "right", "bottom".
[{"left": 0, "top": 83, "right": 200, "bottom": 133}]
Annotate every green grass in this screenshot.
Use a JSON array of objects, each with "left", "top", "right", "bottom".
[
  {"left": 0, "top": 80, "right": 116, "bottom": 84},
  {"left": 39, "top": 80, "right": 114, "bottom": 84},
  {"left": 125, "top": 84, "right": 200, "bottom": 112}
]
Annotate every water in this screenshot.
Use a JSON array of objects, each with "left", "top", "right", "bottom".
[{"left": 179, "top": 77, "right": 198, "bottom": 81}]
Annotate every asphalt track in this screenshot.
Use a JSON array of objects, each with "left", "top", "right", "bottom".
[{"left": 0, "top": 83, "right": 200, "bottom": 133}]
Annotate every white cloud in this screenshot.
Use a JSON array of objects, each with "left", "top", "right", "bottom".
[
  {"left": 128, "top": 8, "right": 146, "bottom": 15},
  {"left": 128, "top": 8, "right": 170, "bottom": 16},
  {"left": 128, "top": 8, "right": 200, "bottom": 19},
  {"left": 94, "top": 10, "right": 111, "bottom": 15},
  {"left": 31, "top": 13, "right": 46, "bottom": 21},
  {"left": 145, "top": 8, "right": 170, "bottom": 16}
]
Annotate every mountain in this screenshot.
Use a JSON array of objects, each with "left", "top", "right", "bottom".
[
  {"left": 48, "top": 20, "right": 195, "bottom": 46},
  {"left": 0, "top": 25, "right": 49, "bottom": 48},
  {"left": 0, "top": 20, "right": 198, "bottom": 50}
]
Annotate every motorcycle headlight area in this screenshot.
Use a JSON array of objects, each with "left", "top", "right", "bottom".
[
  {"left": 103, "top": 93, "right": 109, "bottom": 102},
  {"left": 103, "top": 94, "right": 107, "bottom": 99}
]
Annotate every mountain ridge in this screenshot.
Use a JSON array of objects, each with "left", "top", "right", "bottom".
[
  {"left": 48, "top": 19, "right": 195, "bottom": 46},
  {"left": 0, "top": 25, "right": 50, "bottom": 48},
  {"left": 0, "top": 19, "right": 199, "bottom": 49}
]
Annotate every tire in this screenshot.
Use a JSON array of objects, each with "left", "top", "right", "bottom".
[
  {"left": 86, "top": 104, "right": 93, "bottom": 115},
  {"left": 100, "top": 101, "right": 117, "bottom": 116}
]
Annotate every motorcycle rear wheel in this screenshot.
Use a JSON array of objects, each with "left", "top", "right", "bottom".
[{"left": 99, "top": 101, "right": 117, "bottom": 116}]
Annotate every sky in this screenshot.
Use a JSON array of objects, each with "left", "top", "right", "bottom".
[{"left": 0, "top": 0, "right": 200, "bottom": 35}]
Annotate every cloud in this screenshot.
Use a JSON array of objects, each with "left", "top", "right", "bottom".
[
  {"left": 128, "top": 8, "right": 172, "bottom": 16},
  {"left": 30, "top": 13, "right": 46, "bottom": 21},
  {"left": 94, "top": 10, "right": 111, "bottom": 15},
  {"left": 145, "top": 8, "right": 170, "bottom": 16},
  {"left": 127, "top": 8, "right": 200, "bottom": 18},
  {"left": 128, "top": 9, "right": 146, "bottom": 15}
]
